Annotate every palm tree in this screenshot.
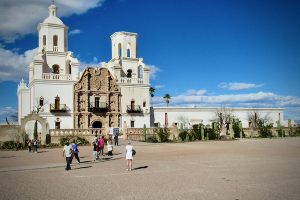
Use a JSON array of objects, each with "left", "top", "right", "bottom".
[
  {"left": 163, "top": 93, "right": 171, "bottom": 127},
  {"left": 149, "top": 87, "right": 155, "bottom": 106},
  {"left": 163, "top": 93, "right": 171, "bottom": 107}
]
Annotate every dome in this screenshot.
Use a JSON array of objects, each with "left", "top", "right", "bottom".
[
  {"left": 42, "top": 3, "right": 64, "bottom": 25},
  {"left": 43, "top": 16, "right": 64, "bottom": 25}
]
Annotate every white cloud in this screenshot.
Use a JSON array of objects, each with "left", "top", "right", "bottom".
[
  {"left": 147, "top": 65, "right": 161, "bottom": 80},
  {"left": 0, "top": 0, "right": 105, "bottom": 42},
  {"left": 0, "top": 107, "right": 18, "bottom": 123},
  {"left": 79, "top": 57, "right": 104, "bottom": 71},
  {"left": 154, "top": 85, "right": 165, "bottom": 89},
  {"left": 69, "top": 29, "right": 81, "bottom": 36},
  {"left": 184, "top": 89, "right": 207, "bottom": 96},
  {"left": 218, "top": 82, "right": 264, "bottom": 90},
  {"left": 0, "top": 47, "right": 38, "bottom": 82}
]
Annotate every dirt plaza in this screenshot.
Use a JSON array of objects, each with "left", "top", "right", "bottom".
[{"left": 0, "top": 138, "right": 300, "bottom": 200}]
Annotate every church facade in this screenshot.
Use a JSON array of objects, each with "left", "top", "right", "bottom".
[
  {"left": 73, "top": 67, "right": 121, "bottom": 130},
  {"left": 17, "top": 3, "right": 284, "bottom": 142}
]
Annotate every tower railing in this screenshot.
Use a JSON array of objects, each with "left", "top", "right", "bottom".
[
  {"left": 50, "top": 104, "right": 68, "bottom": 112},
  {"left": 89, "top": 102, "right": 109, "bottom": 112},
  {"left": 126, "top": 105, "right": 142, "bottom": 113},
  {"left": 42, "top": 73, "right": 72, "bottom": 80},
  {"left": 118, "top": 77, "right": 143, "bottom": 84}
]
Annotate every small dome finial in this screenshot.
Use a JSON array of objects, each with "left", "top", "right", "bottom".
[{"left": 49, "top": 1, "right": 57, "bottom": 17}]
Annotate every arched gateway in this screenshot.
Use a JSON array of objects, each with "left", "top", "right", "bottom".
[{"left": 21, "top": 113, "right": 49, "bottom": 144}]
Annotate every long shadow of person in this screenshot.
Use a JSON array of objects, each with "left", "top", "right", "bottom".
[{"left": 133, "top": 166, "right": 148, "bottom": 170}]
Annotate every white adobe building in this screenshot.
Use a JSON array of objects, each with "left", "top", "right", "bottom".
[
  {"left": 17, "top": 3, "right": 151, "bottom": 137},
  {"left": 18, "top": 4, "right": 80, "bottom": 132},
  {"left": 153, "top": 107, "right": 284, "bottom": 129},
  {"left": 17, "top": 3, "right": 285, "bottom": 141}
]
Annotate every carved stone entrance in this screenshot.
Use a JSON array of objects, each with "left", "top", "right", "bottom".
[{"left": 20, "top": 113, "right": 49, "bottom": 144}]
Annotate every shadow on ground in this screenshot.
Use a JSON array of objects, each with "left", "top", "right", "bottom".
[{"left": 133, "top": 166, "right": 148, "bottom": 170}]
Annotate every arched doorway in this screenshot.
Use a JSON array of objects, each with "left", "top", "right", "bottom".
[
  {"left": 92, "top": 121, "right": 102, "bottom": 128},
  {"left": 21, "top": 113, "right": 48, "bottom": 144}
]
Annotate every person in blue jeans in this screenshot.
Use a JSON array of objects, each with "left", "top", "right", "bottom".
[
  {"left": 71, "top": 140, "right": 80, "bottom": 164},
  {"left": 63, "top": 142, "right": 73, "bottom": 170}
]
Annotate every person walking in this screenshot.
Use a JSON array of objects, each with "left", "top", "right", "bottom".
[
  {"left": 71, "top": 140, "right": 80, "bottom": 164},
  {"left": 107, "top": 138, "right": 113, "bottom": 156},
  {"left": 32, "top": 139, "right": 37, "bottom": 153},
  {"left": 125, "top": 141, "right": 133, "bottom": 171},
  {"left": 92, "top": 141, "right": 98, "bottom": 161},
  {"left": 99, "top": 136, "right": 105, "bottom": 156},
  {"left": 63, "top": 141, "right": 73, "bottom": 171},
  {"left": 114, "top": 134, "right": 119, "bottom": 146},
  {"left": 27, "top": 140, "right": 32, "bottom": 152}
]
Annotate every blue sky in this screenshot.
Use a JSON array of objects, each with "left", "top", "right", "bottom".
[{"left": 0, "top": 0, "right": 300, "bottom": 123}]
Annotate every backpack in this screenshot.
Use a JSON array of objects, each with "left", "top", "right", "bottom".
[{"left": 132, "top": 149, "right": 136, "bottom": 156}]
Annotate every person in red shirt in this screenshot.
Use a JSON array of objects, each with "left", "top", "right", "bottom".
[{"left": 99, "top": 136, "right": 105, "bottom": 156}]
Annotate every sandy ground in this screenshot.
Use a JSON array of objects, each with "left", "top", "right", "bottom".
[{"left": 0, "top": 138, "right": 300, "bottom": 200}]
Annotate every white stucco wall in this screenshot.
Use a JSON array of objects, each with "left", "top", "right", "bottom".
[
  {"left": 28, "top": 80, "right": 75, "bottom": 129},
  {"left": 153, "top": 107, "right": 284, "bottom": 128}
]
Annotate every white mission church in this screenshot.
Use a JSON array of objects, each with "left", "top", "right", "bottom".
[{"left": 17, "top": 3, "right": 284, "bottom": 142}]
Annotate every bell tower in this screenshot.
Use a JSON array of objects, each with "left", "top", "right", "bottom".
[
  {"left": 37, "top": 3, "right": 68, "bottom": 53},
  {"left": 111, "top": 32, "right": 138, "bottom": 60}
]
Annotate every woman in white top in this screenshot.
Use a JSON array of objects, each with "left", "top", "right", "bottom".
[{"left": 125, "top": 142, "right": 133, "bottom": 171}]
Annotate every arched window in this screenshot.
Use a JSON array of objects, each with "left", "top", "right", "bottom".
[
  {"left": 127, "top": 69, "right": 132, "bottom": 78},
  {"left": 68, "top": 64, "right": 72, "bottom": 74},
  {"left": 118, "top": 43, "right": 122, "bottom": 58},
  {"left": 53, "top": 35, "right": 58, "bottom": 46},
  {"left": 127, "top": 48, "right": 131, "bottom": 58},
  {"left": 43, "top": 35, "right": 46, "bottom": 46},
  {"left": 53, "top": 35, "right": 58, "bottom": 51},
  {"left": 138, "top": 65, "right": 143, "bottom": 78},
  {"left": 55, "top": 118, "right": 60, "bottom": 129},
  {"left": 52, "top": 65, "right": 59, "bottom": 74},
  {"left": 39, "top": 97, "right": 44, "bottom": 106}
]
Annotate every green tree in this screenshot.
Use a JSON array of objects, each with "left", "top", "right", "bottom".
[
  {"left": 232, "top": 118, "right": 242, "bottom": 138},
  {"left": 163, "top": 93, "right": 171, "bottom": 107},
  {"left": 248, "top": 111, "right": 273, "bottom": 138},
  {"left": 149, "top": 87, "right": 155, "bottom": 106},
  {"left": 163, "top": 93, "right": 171, "bottom": 127}
]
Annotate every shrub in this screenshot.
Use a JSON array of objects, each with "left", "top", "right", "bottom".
[
  {"left": 59, "top": 136, "right": 89, "bottom": 146},
  {"left": 232, "top": 120, "right": 242, "bottom": 138},
  {"left": 257, "top": 120, "right": 273, "bottom": 138},
  {"left": 156, "top": 128, "right": 170, "bottom": 142},
  {"left": 0, "top": 141, "right": 25, "bottom": 150},
  {"left": 205, "top": 128, "right": 217, "bottom": 140},
  {"left": 146, "top": 135, "right": 158, "bottom": 143},
  {"left": 1, "top": 141, "right": 17, "bottom": 149},
  {"left": 191, "top": 124, "right": 202, "bottom": 140},
  {"left": 277, "top": 128, "right": 285, "bottom": 137},
  {"left": 294, "top": 125, "right": 300, "bottom": 136},
  {"left": 75, "top": 136, "right": 89, "bottom": 145},
  {"left": 179, "top": 131, "right": 188, "bottom": 141},
  {"left": 59, "top": 136, "right": 72, "bottom": 146}
]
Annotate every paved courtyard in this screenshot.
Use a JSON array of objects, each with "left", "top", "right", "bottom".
[{"left": 0, "top": 138, "right": 300, "bottom": 200}]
